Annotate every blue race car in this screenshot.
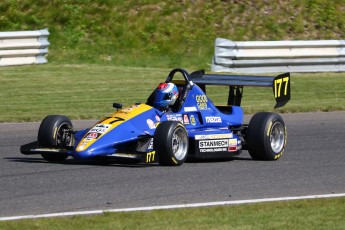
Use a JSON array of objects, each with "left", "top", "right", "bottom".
[{"left": 21, "top": 68, "right": 290, "bottom": 166}]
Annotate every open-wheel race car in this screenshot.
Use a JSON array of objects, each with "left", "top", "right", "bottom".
[{"left": 21, "top": 68, "right": 290, "bottom": 166}]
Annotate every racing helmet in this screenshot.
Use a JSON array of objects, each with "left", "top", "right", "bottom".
[{"left": 153, "top": 83, "right": 179, "bottom": 110}]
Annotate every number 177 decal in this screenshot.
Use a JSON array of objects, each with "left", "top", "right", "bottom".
[
  {"left": 274, "top": 77, "right": 289, "bottom": 98},
  {"left": 273, "top": 73, "right": 290, "bottom": 109}
]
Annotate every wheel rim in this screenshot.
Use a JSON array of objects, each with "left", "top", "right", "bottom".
[
  {"left": 270, "top": 122, "right": 285, "bottom": 153},
  {"left": 171, "top": 128, "right": 188, "bottom": 160},
  {"left": 55, "top": 122, "right": 73, "bottom": 147}
]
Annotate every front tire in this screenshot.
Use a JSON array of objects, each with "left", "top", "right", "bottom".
[
  {"left": 154, "top": 121, "right": 189, "bottom": 166},
  {"left": 246, "top": 112, "right": 287, "bottom": 161},
  {"left": 38, "top": 115, "right": 74, "bottom": 162}
]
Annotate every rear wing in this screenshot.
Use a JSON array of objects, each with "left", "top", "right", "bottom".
[{"left": 190, "top": 70, "right": 290, "bottom": 109}]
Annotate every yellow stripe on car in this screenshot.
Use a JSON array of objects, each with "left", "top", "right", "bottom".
[{"left": 76, "top": 104, "right": 153, "bottom": 152}]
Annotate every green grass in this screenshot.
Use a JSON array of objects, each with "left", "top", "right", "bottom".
[
  {"left": 1, "top": 197, "right": 345, "bottom": 229},
  {"left": 1, "top": 0, "right": 345, "bottom": 68},
  {"left": 1, "top": 64, "right": 345, "bottom": 122},
  {"left": 0, "top": 64, "right": 166, "bottom": 122}
]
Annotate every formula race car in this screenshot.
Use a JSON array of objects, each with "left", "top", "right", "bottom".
[{"left": 21, "top": 68, "right": 290, "bottom": 166}]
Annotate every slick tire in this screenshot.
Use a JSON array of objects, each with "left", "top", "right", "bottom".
[
  {"left": 38, "top": 115, "right": 73, "bottom": 162},
  {"left": 246, "top": 112, "right": 287, "bottom": 161},
  {"left": 154, "top": 121, "right": 189, "bottom": 166}
]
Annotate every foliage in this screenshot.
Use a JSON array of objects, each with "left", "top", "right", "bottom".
[{"left": 1, "top": 0, "right": 345, "bottom": 69}]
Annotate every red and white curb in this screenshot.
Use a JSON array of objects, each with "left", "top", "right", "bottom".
[{"left": 1, "top": 193, "right": 345, "bottom": 221}]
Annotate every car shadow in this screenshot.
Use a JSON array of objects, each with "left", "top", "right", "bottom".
[
  {"left": 5, "top": 154, "right": 254, "bottom": 167},
  {"left": 4, "top": 157, "right": 158, "bottom": 168},
  {"left": 186, "top": 156, "right": 254, "bottom": 164}
]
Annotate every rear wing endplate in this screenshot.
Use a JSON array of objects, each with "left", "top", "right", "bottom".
[{"left": 190, "top": 70, "right": 290, "bottom": 109}]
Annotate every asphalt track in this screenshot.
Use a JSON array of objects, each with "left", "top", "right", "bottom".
[{"left": 0, "top": 112, "right": 344, "bottom": 218}]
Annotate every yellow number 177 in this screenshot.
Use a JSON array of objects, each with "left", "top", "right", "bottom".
[{"left": 274, "top": 77, "right": 289, "bottom": 98}]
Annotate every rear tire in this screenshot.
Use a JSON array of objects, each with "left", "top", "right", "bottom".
[
  {"left": 38, "top": 115, "right": 74, "bottom": 162},
  {"left": 246, "top": 112, "right": 286, "bottom": 161},
  {"left": 154, "top": 121, "right": 189, "bottom": 166}
]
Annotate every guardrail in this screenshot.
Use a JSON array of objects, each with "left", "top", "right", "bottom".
[
  {"left": 0, "top": 28, "right": 49, "bottom": 67},
  {"left": 212, "top": 38, "right": 345, "bottom": 73}
]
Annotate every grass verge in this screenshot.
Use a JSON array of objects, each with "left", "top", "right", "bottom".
[
  {"left": 1, "top": 64, "right": 345, "bottom": 122},
  {"left": 2, "top": 1, "right": 345, "bottom": 68},
  {"left": 1, "top": 197, "right": 344, "bottom": 229}
]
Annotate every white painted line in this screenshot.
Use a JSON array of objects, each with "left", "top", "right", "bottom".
[{"left": 1, "top": 193, "right": 345, "bottom": 221}]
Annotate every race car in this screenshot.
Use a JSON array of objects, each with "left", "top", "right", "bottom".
[{"left": 20, "top": 68, "right": 290, "bottom": 166}]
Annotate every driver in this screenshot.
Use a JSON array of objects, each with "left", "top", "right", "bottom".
[{"left": 153, "top": 83, "right": 179, "bottom": 112}]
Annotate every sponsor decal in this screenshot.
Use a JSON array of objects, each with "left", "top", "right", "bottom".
[
  {"left": 196, "top": 95, "right": 208, "bottom": 110},
  {"left": 111, "top": 153, "right": 139, "bottom": 158},
  {"left": 195, "top": 133, "right": 233, "bottom": 140},
  {"left": 155, "top": 115, "right": 160, "bottom": 121},
  {"left": 190, "top": 115, "right": 196, "bottom": 125},
  {"left": 89, "top": 124, "right": 110, "bottom": 134},
  {"left": 146, "top": 151, "right": 155, "bottom": 163},
  {"left": 184, "top": 106, "right": 197, "bottom": 112},
  {"left": 183, "top": 114, "right": 190, "bottom": 124},
  {"left": 197, "top": 137, "right": 240, "bottom": 153},
  {"left": 228, "top": 146, "right": 237, "bottom": 152},
  {"left": 77, "top": 141, "right": 89, "bottom": 151},
  {"left": 146, "top": 119, "right": 156, "bottom": 129},
  {"left": 199, "top": 139, "right": 229, "bottom": 148},
  {"left": 96, "top": 124, "right": 110, "bottom": 128},
  {"left": 167, "top": 114, "right": 183, "bottom": 122},
  {"left": 85, "top": 132, "right": 101, "bottom": 140},
  {"left": 229, "top": 139, "right": 237, "bottom": 145},
  {"left": 147, "top": 138, "right": 154, "bottom": 150},
  {"left": 205, "top": 116, "right": 222, "bottom": 123},
  {"left": 200, "top": 148, "right": 228, "bottom": 153},
  {"left": 228, "top": 138, "right": 238, "bottom": 152}
]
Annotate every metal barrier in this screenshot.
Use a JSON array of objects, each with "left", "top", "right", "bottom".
[
  {"left": 212, "top": 38, "right": 345, "bottom": 73},
  {"left": 0, "top": 28, "right": 49, "bottom": 67}
]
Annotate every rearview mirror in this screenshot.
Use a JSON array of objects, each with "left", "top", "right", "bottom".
[{"left": 113, "top": 103, "right": 122, "bottom": 110}]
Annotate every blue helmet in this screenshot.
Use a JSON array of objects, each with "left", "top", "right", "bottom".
[{"left": 153, "top": 83, "right": 179, "bottom": 110}]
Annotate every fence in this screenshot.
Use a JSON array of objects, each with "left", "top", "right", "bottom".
[
  {"left": 212, "top": 38, "right": 345, "bottom": 73},
  {"left": 0, "top": 28, "right": 49, "bottom": 67}
]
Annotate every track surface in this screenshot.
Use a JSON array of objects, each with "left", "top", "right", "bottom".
[{"left": 1, "top": 112, "right": 344, "bottom": 217}]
